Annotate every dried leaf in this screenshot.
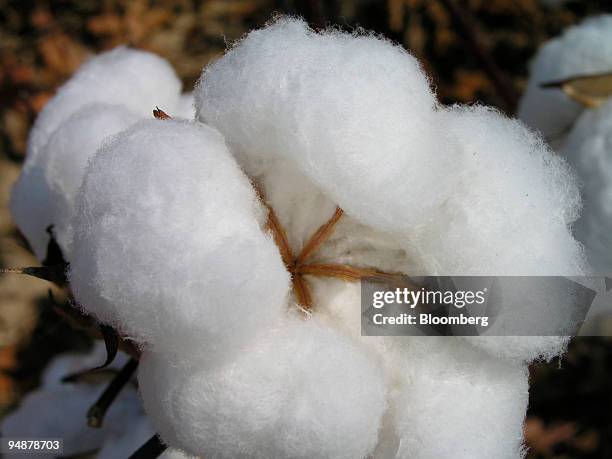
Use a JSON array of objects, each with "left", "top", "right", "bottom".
[
  {"left": 541, "top": 71, "right": 612, "bottom": 108},
  {"left": 153, "top": 107, "right": 171, "bottom": 120},
  {"left": 1, "top": 265, "right": 67, "bottom": 287}
]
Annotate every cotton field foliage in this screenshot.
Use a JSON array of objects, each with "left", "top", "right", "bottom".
[{"left": 9, "top": 16, "right": 590, "bottom": 459}]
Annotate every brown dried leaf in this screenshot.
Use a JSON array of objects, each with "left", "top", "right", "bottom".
[
  {"left": 38, "top": 33, "right": 89, "bottom": 78},
  {"left": 524, "top": 417, "right": 576, "bottom": 454},
  {"left": 541, "top": 72, "right": 612, "bottom": 108}
]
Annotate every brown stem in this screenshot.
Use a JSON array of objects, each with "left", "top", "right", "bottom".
[
  {"left": 292, "top": 274, "right": 313, "bottom": 310},
  {"left": 87, "top": 358, "right": 139, "bottom": 428},
  {"left": 263, "top": 199, "right": 295, "bottom": 268},
  {"left": 295, "top": 207, "right": 343, "bottom": 265}
]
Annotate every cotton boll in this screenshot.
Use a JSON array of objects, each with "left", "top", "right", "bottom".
[
  {"left": 197, "top": 17, "right": 458, "bottom": 233},
  {"left": 562, "top": 100, "right": 612, "bottom": 272},
  {"left": 391, "top": 337, "right": 529, "bottom": 459},
  {"left": 70, "top": 119, "right": 290, "bottom": 362},
  {"left": 139, "top": 317, "right": 387, "bottom": 459},
  {"left": 10, "top": 104, "right": 139, "bottom": 260},
  {"left": 518, "top": 15, "right": 612, "bottom": 144},
  {"left": 26, "top": 47, "right": 182, "bottom": 166}
]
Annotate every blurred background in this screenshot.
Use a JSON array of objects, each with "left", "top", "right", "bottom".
[{"left": 1, "top": 1, "right": 612, "bottom": 458}]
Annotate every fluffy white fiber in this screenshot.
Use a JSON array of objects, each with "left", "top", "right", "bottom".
[
  {"left": 139, "top": 316, "right": 387, "bottom": 459},
  {"left": 518, "top": 15, "right": 612, "bottom": 144},
  {"left": 26, "top": 47, "right": 182, "bottom": 165},
  {"left": 562, "top": 99, "right": 612, "bottom": 272},
  {"left": 175, "top": 92, "right": 195, "bottom": 119},
  {"left": 196, "top": 18, "right": 459, "bottom": 233},
  {"left": 11, "top": 46, "right": 182, "bottom": 260},
  {"left": 10, "top": 104, "right": 139, "bottom": 259},
  {"left": 425, "top": 105, "right": 584, "bottom": 276},
  {"left": 391, "top": 337, "right": 529, "bottom": 459},
  {"left": 69, "top": 119, "right": 290, "bottom": 361}
]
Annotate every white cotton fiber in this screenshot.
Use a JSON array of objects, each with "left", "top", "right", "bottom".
[
  {"left": 10, "top": 104, "right": 139, "bottom": 259},
  {"left": 424, "top": 105, "right": 585, "bottom": 277},
  {"left": 12, "top": 45, "right": 181, "bottom": 261},
  {"left": 422, "top": 106, "right": 587, "bottom": 361},
  {"left": 26, "top": 47, "right": 182, "bottom": 166},
  {"left": 138, "top": 317, "right": 387, "bottom": 459},
  {"left": 196, "top": 17, "right": 458, "bottom": 233},
  {"left": 390, "top": 337, "right": 529, "bottom": 459},
  {"left": 562, "top": 99, "right": 612, "bottom": 272},
  {"left": 69, "top": 119, "right": 290, "bottom": 361},
  {"left": 518, "top": 15, "right": 612, "bottom": 144},
  {"left": 175, "top": 92, "right": 195, "bottom": 119}
]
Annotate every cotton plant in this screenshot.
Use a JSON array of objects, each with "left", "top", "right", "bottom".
[
  {"left": 519, "top": 14, "right": 612, "bottom": 272},
  {"left": 8, "top": 16, "right": 589, "bottom": 459}
]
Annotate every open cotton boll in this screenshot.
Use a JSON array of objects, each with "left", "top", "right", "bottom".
[
  {"left": 10, "top": 104, "right": 139, "bottom": 260},
  {"left": 139, "top": 317, "right": 387, "bottom": 459},
  {"left": 389, "top": 337, "right": 529, "bottom": 459},
  {"left": 518, "top": 15, "right": 612, "bottom": 145},
  {"left": 562, "top": 99, "right": 612, "bottom": 272},
  {"left": 197, "top": 16, "right": 457, "bottom": 233},
  {"left": 25, "top": 46, "right": 182, "bottom": 167},
  {"left": 70, "top": 119, "right": 290, "bottom": 361}
]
